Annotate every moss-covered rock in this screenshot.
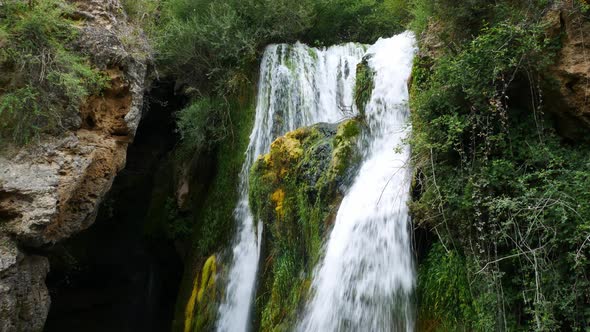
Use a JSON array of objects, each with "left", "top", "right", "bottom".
[
  {"left": 354, "top": 56, "right": 375, "bottom": 115},
  {"left": 183, "top": 255, "right": 219, "bottom": 332},
  {"left": 249, "top": 119, "right": 362, "bottom": 331}
]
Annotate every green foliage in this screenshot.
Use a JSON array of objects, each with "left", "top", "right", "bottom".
[
  {"left": 306, "top": 0, "right": 409, "bottom": 46},
  {"left": 171, "top": 93, "right": 255, "bottom": 332},
  {"left": 164, "top": 197, "right": 192, "bottom": 239},
  {"left": 409, "top": 2, "right": 590, "bottom": 330},
  {"left": 407, "top": 0, "right": 434, "bottom": 34},
  {"left": 175, "top": 98, "right": 231, "bottom": 160},
  {"left": 156, "top": 0, "right": 311, "bottom": 93},
  {"left": 418, "top": 244, "right": 473, "bottom": 330},
  {"left": 0, "top": 0, "right": 108, "bottom": 144},
  {"left": 191, "top": 96, "right": 256, "bottom": 256},
  {"left": 353, "top": 56, "right": 374, "bottom": 116},
  {"left": 121, "top": 0, "right": 159, "bottom": 27},
  {"left": 155, "top": 0, "right": 409, "bottom": 94}
]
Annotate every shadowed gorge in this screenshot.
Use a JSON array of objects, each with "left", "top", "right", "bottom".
[{"left": 44, "top": 81, "right": 185, "bottom": 332}]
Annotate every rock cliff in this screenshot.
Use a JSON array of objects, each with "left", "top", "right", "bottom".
[
  {"left": 0, "top": 1, "right": 151, "bottom": 330},
  {"left": 546, "top": 2, "right": 590, "bottom": 135}
]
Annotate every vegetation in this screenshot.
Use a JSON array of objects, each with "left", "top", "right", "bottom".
[
  {"left": 183, "top": 255, "right": 218, "bottom": 332},
  {"left": 154, "top": 2, "right": 410, "bottom": 329},
  {"left": 0, "top": 0, "right": 108, "bottom": 145},
  {"left": 170, "top": 91, "right": 256, "bottom": 332},
  {"left": 408, "top": 0, "right": 590, "bottom": 330},
  {"left": 249, "top": 120, "right": 361, "bottom": 330},
  {"left": 354, "top": 56, "right": 374, "bottom": 116},
  {"left": 174, "top": 98, "right": 232, "bottom": 159},
  {"left": 5, "top": 0, "right": 587, "bottom": 330},
  {"left": 155, "top": 0, "right": 409, "bottom": 95}
]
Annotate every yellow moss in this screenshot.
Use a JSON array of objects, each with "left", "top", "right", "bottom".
[
  {"left": 197, "top": 255, "right": 217, "bottom": 303},
  {"left": 271, "top": 189, "right": 286, "bottom": 218},
  {"left": 184, "top": 275, "right": 200, "bottom": 332},
  {"left": 263, "top": 153, "right": 272, "bottom": 166},
  {"left": 271, "top": 135, "right": 303, "bottom": 161},
  {"left": 183, "top": 255, "right": 217, "bottom": 332}
]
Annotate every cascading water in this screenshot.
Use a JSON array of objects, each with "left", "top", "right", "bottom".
[
  {"left": 215, "top": 42, "right": 366, "bottom": 332},
  {"left": 298, "top": 32, "right": 417, "bottom": 332}
]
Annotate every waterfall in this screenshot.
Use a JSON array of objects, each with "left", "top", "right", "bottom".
[
  {"left": 298, "top": 32, "right": 417, "bottom": 332},
  {"left": 215, "top": 42, "right": 366, "bottom": 332}
]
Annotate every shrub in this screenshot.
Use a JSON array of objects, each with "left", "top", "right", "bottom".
[
  {"left": 409, "top": 2, "right": 590, "bottom": 330},
  {"left": 0, "top": 0, "right": 108, "bottom": 144},
  {"left": 156, "top": 0, "right": 409, "bottom": 94},
  {"left": 175, "top": 97, "right": 230, "bottom": 159}
]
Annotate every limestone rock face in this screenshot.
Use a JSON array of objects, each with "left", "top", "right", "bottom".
[
  {"left": 0, "top": 1, "right": 152, "bottom": 330},
  {"left": 546, "top": 2, "right": 590, "bottom": 132}
]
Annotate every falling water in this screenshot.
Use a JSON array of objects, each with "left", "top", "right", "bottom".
[
  {"left": 298, "top": 32, "right": 417, "bottom": 332},
  {"left": 215, "top": 42, "right": 366, "bottom": 332}
]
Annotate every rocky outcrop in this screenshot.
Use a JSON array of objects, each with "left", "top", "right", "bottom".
[
  {"left": 249, "top": 120, "right": 362, "bottom": 331},
  {"left": 0, "top": 1, "right": 151, "bottom": 330},
  {"left": 545, "top": 2, "right": 590, "bottom": 134}
]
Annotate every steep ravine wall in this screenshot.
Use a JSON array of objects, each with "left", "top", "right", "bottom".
[
  {"left": 44, "top": 80, "right": 184, "bottom": 332},
  {"left": 0, "top": 1, "right": 152, "bottom": 330}
]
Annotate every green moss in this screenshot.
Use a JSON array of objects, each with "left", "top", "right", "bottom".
[
  {"left": 249, "top": 120, "right": 362, "bottom": 331},
  {"left": 354, "top": 57, "right": 374, "bottom": 115},
  {"left": 183, "top": 255, "right": 218, "bottom": 332},
  {"left": 331, "top": 119, "right": 361, "bottom": 179}
]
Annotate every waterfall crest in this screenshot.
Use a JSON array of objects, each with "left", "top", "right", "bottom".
[
  {"left": 215, "top": 42, "right": 366, "bottom": 332},
  {"left": 298, "top": 32, "right": 417, "bottom": 332}
]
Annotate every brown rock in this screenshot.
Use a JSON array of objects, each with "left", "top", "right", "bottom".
[
  {"left": 547, "top": 2, "right": 590, "bottom": 130},
  {"left": 0, "top": 0, "right": 152, "bottom": 330}
]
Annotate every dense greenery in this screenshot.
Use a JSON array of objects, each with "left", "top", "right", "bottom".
[
  {"left": 175, "top": 98, "right": 232, "bottom": 159},
  {"left": 154, "top": 2, "right": 411, "bottom": 330},
  {"left": 409, "top": 0, "right": 590, "bottom": 330},
  {"left": 171, "top": 92, "right": 256, "bottom": 332},
  {"left": 0, "top": 0, "right": 108, "bottom": 145},
  {"left": 155, "top": 0, "right": 409, "bottom": 94}
]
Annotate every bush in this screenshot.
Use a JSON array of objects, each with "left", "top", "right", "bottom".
[
  {"left": 175, "top": 98, "right": 230, "bottom": 158},
  {"left": 307, "top": 0, "right": 408, "bottom": 46},
  {"left": 120, "top": 0, "right": 160, "bottom": 38},
  {"left": 156, "top": 0, "right": 409, "bottom": 94},
  {"left": 0, "top": 0, "right": 108, "bottom": 144},
  {"left": 409, "top": 2, "right": 590, "bottom": 330}
]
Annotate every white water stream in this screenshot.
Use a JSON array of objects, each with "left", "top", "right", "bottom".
[
  {"left": 215, "top": 42, "right": 366, "bottom": 332},
  {"left": 298, "top": 32, "right": 417, "bottom": 332}
]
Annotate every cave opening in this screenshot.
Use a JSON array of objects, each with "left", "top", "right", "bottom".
[{"left": 44, "top": 80, "right": 187, "bottom": 332}]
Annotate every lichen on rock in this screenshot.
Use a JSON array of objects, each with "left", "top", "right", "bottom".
[{"left": 249, "top": 119, "right": 362, "bottom": 331}]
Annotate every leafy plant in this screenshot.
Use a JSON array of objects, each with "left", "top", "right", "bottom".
[
  {"left": 175, "top": 97, "right": 230, "bottom": 159},
  {"left": 409, "top": 1, "right": 590, "bottom": 330}
]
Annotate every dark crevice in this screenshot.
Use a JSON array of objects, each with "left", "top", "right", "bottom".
[{"left": 44, "top": 79, "right": 187, "bottom": 332}]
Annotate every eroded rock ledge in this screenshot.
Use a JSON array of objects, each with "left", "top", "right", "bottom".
[{"left": 0, "top": 1, "right": 151, "bottom": 330}]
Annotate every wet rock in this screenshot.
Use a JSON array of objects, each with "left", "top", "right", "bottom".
[{"left": 248, "top": 119, "right": 362, "bottom": 330}]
